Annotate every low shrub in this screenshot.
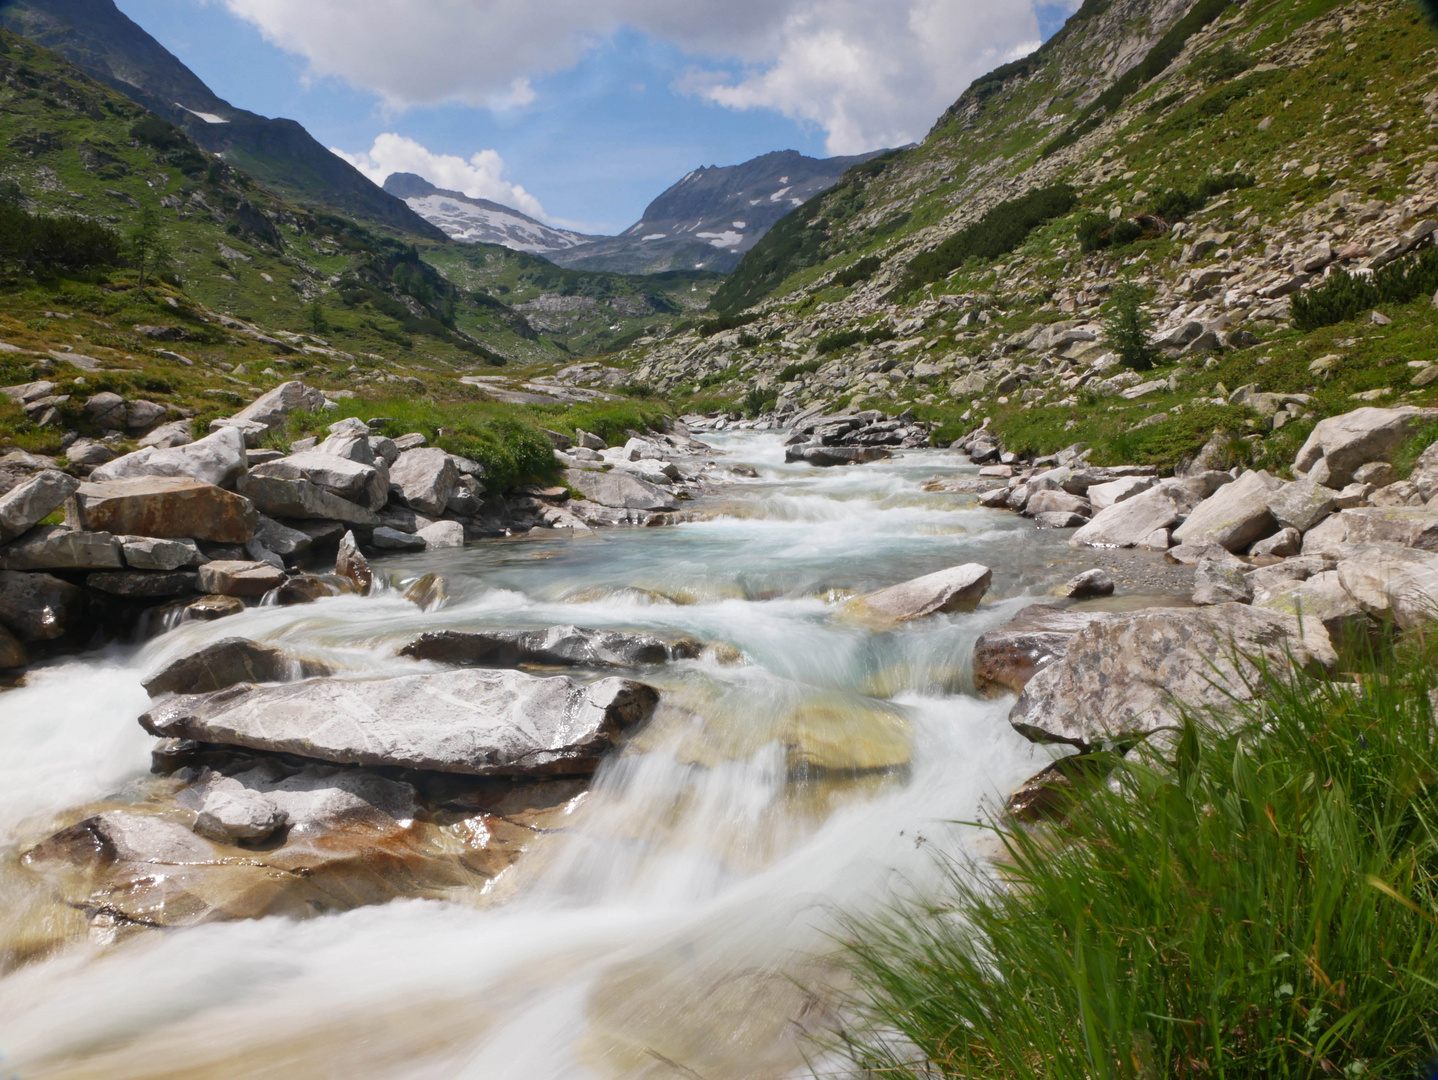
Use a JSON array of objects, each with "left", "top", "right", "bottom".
[
  {"left": 815, "top": 325, "right": 898, "bottom": 355},
  {"left": 695, "top": 311, "right": 760, "bottom": 338},
  {"left": 1292, "top": 247, "right": 1438, "bottom": 332},
  {"left": 836, "top": 255, "right": 883, "bottom": 288},
  {"left": 779, "top": 359, "right": 823, "bottom": 382},
  {"left": 740, "top": 386, "right": 778, "bottom": 418},
  {"left": 898, "top": 184, "right": 1076, "bottom": 293},
  {"left": 0, "top": 204, "right": 124, "bottom": 277}
]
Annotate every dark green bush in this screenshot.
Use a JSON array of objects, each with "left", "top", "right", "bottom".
[
  {"left": 1075, "top": 212, "right": 1112, "bottom": 253},
  {"left": 816, "top": 328, "right": 864, "bottom": 355},
  {"left": 836, "top": 255, "right": 883, "bottom": 287},
  {"left": 1108, "top": 218, "right": 1144, "bottom": 246},
  {"left": 815, "top": 325, "right": 898, "bottom": 355},
  {"left": 1190, "top": 44, "right": 1254, "bottom": 83},
  {"left": 740, "top": 386, "right": 779, "bottom": 417},
  {"left": 436, "top": 416, "right": 556, "bottom": 491},
  {"left": 1292, "top": 247, "right": 1438, "bottom": 331},
  {"left": 779, "top": 359, "right": 823, "bottom": 382},
  {"left": 0, "top": 204, "right": 124, "bottom": 277},
  {"left": 898, "top": 184, "right": 1076, "bottom": 294},
  {"left": 695, "top": 311, "right": 760, "bottom": 338}
]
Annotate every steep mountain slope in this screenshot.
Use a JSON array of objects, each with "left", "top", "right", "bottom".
[
  {"left": 0, "top": 0, "right": 444, "bottom": 241},
  {"left": 0, "top": 27, "right": 551, "bottom": 370},
  {"left": 619, "top": 0, "right": 1438, "bottom": 475},
  {"left": 540, "top": 149, "right": 887, "bottom": 275},
  {"left": 382, "top": 173, "right": 598, "bottom": 253}
]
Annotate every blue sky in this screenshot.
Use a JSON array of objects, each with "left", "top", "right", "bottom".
[{"left": 113, "top": 0, "right": 1077, "bottom": 235}]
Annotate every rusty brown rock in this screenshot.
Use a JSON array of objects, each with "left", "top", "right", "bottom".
[{"left": 68, "top": 477, "right": 257, "bottom": 544}]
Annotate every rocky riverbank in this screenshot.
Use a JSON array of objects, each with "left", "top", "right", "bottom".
[{"left": 0, "top": 380, "right": 787, "bottom": 672}]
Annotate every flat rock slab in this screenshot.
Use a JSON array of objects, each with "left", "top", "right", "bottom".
[
  {"left": 565, "top": 468, "right": 680, "bottom": 512},
  {"left": 69, "top": 476, "right": 258, "bottom": 544},
  {"left": 89, "top": 427, "right": 248, "bottom": 490},
  {"left": 972, "top": 604, "right": 1116, "bottom": 697},
  {"left": 236, "top": 474, "right": 379, "bottom": 527},
  {"left": 0, "top": 525, "right": 122, "bottom": 570},
  {"left": 197, "top": 560, "right": 286, "bottom": 597},
  {"left": 139, "top": 670, "right": 660, "bottom": 776},
  {"left": 844, "top": 563, "right": 991, "bottom": 623},
  {"left": 402, "top": 625, "right": 703, "bottom": 669},
  {"left": 1008, "top": 604, "right": 1336, "bottom": 751}
]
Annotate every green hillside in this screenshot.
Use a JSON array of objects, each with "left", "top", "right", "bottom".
[
  {"left": 618, "top": 0, "right": 1438, "bottom": 472},
  {"left": 0, "top": 29, "right": 707, "bottom": 473}
]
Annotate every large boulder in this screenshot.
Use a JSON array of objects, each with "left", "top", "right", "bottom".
[
  {"left": 139, "top": 670, "right": 661, "bottom": 776},
  {"left": 86, "top": 570, "right": 198, "bottom": 598},
  {"left": 564, "top": 468, "right": 679, "bottom": 512},
  {"left": 1267, "top": 479, "right": 1337, "bottom": 533},
  {"left": 144, "top": 637, "right": 332, "bottom": 697},
  {"left": 401, "top": 625, "right": 703, "bottom": 668},
  {"left": 335, "top": 530, "right": 372, "bottom": 595},
  {"left": 0, "top": 623, "right": 27, "bottom": 668},
  {"left": 0, "top": 470, "right": 79, "bottom": 542},
  {"left": 210, "top": 381, "right": 327, "bottom": 440},
  {"left": 1257, "top": 569, "right": 1377, "bottom": 652},
  {"left": 389, "top": 448, "right": 458, "bottom": 516},
  {"left": 0, "top": 570, "right": 83, "bottom": 640},
  {"left": 121, "top": 536, "right": 202, "bottom": 571},
  {"left": 69, "top": 477, "right": 258, "bottom": 544},
  {"left": 1086, "top": 475, "right": 1156, "bottom": 511},
  {"left": 1008, "top": 604, "right": 1336, "bottom": 750},
  {"left": 1332, "top": 546, "right": 1438, "bottom": 632},
  {"left": 1301, "top": 506, "right": 1438, "bottom": 554},
  {"left": 843, "top": 563, "right": 991, "bottom": 622},
  {"left": 1171, "top": 469, "right": 1282, "bottom": 552},
  {"left": 1293, "top": 406, "right": 1438, "bottom": 488},
  {"left": 247, "top": 452, "right": 377, "bottom": 504},
  {"left": 1070, "top": 485, "right": 1183, "bottom": 548},
  {"left": 972, "top": 604, "right": 1116, "bottom": 696},
  {"left": 235, "top": 473, "right": 379, "bottom": 526},
  {"left": 0, "top": 525, "right": 122, "bottom": 570},
  {"left": 89, "top": 426, "right": 248, "bottom": 490},
  {"left": 1192, "top": 559, "right": 1254, "bottom": 605}
]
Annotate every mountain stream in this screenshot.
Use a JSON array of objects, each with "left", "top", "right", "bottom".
[{"left": 0, "top": 435, "right": 1187, "bottom": 1079}]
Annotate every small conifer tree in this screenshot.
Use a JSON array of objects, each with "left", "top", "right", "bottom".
[{"left": 1102, "top": 283, "right": 1156, "bottom": 371}]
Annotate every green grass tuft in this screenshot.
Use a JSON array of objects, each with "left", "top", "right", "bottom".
[{"left": 838, "top": 632, "right": 1438, "bottom": 1079}]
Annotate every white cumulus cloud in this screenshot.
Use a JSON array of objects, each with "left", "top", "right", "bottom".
[
  {"left": 220, "top": 0, "right": 1068, "bottom": 155},
  {"left": 332, "top": 133, "right": 549, "bottom": 220}
]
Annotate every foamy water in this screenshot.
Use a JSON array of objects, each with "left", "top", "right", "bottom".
[{"left": 0, "top": 436, "right": 1109, "bottom": 1079}]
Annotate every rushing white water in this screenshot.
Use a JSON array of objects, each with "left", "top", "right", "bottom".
[{"left": 0, "top": 436, "right": 1153, "bottom": 1079}]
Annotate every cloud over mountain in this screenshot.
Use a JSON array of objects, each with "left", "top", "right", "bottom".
[
  {"left": 219, "top": 0, "right": 1069, "bottom": 154},
  {"left": 331, "top": 133, "right": 550, "bottom": 221}
]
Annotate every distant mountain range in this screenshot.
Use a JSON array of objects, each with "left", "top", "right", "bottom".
[
  {"left": 0, "top": 0, "right": 886, "bottom": 277},
  {"left": 389, "top": 149, "right": 887, "bottom": 275},
  {"left": 0, "top": 0, "right": 444, "bottom": 241}
]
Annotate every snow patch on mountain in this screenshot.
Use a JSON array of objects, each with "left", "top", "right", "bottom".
[{"left": 382, "top": 173, "right": 595, "bottom": 254}]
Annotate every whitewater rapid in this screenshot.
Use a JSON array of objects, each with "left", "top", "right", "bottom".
[{"left": 0, "top": 435, "right": 1123, "bottom": 1079}]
